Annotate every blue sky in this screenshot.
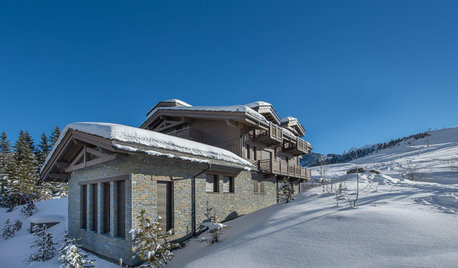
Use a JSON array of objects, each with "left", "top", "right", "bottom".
[{"left": 0, "top": 1, "right": 457, "bottom": 154}]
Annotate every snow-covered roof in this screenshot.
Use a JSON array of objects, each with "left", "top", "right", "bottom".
[
  {"left": 280, "top": 116, "right": 298, "bottom": 124},
  {"left": 42, "top": 122, "right": 253, "bottom": 173},
  {"left": 147, "top": 105, "right": 269, "bottom": 124},
  {"left": 245, "top": 101, "right": 273, "bottom": 108},
  {"left": 161, "top": 99, "right": 192, "bottom": 107}
]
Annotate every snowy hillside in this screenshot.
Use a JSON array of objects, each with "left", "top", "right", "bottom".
[{"left": 168, "top": 127, "right": 458, "bottom": 267}]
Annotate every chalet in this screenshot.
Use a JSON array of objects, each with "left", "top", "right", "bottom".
[{"left": 40, "top": 99, "right": 312, "bottom": 266}]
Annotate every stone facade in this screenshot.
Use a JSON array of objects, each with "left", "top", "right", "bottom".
[{"left": 68, "top": 154, "right": 282, "bottom": 266}]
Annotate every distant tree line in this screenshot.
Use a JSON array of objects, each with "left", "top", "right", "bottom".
[
  {"left": 0, "top": 126, "right": 67, "bottom": 209},
  {"left": 301, "top": 131, "right": 431, "bottom": 167}
]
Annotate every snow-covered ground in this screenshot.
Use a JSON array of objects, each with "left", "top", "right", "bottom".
[
  {"left": 1, "top": 127, "right": 457, "bottom": 267},
  {"left": 0, "top": 198, "right": 116, "bottom": 268},
  {"left": 168, "top": 127, "right": 458, "bottom": 267}
]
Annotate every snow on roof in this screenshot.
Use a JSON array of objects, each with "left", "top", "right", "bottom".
[
  {"left": 42, "top": 122, "right": 253, "bottom": 173},
  {"left": 161, "top": 99, "right": 192, "bottom": 107},
  {"left": 147, "top": 105, "right": 269, "bottom": 124},
  {"left": 280, "top": 116, "right": 298, "bottom": 124},
  {"left": 245, "top": 101, "right": 272, "bottom": 108}
]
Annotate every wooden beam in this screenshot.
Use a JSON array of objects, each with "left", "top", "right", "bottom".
[
  {"left": 65, "top": 147, "right": 86, "bottom": 173},
  {"left": 48, "top": 173, "right": 70, "bottom": 179},
  {"left": 86, "top": 147, "right": 110, "bottom": 158},
  {"left": 55, "top": 162, "right": 69, "bottom": 168},
  {"left": 85, "top": 153, "right": 117, "bottom": 168}
]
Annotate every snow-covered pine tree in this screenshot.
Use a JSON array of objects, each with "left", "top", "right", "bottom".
[
  {"left": 130, "top": 209, "right": 179, "bottom": 268},
  {"left": 28, "top": 225, "right": 56, "bottom": 262},
  {"left": 12, "top": 130, "right": 38, "bottom": 197},
  {"left": 58, "top": 231, "right": 94, "bottom": 268},
  {"left": 48, "top": 126, "right": 61, "bottom": 149},
  {"left": 0, "top": 132, "right": 13, "bottom": 207},
  {"left": 279, "top": 178, "right": 294, "bottom": 203},
  {"left": 35, "top": 133, "right": 50, "bottom": 167},
  {"left": 200, "top": 203, "right": 228, "bottom": 244},
  {"left": 1, "top": 219, "right": 22, "bottom": 239},
  {"left": 21, "top": 199, "right": 38, "bottom": 216}
]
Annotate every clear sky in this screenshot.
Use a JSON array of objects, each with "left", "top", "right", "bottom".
[{"left": 0, "top": 1, "right": 457, "bottom": 154}]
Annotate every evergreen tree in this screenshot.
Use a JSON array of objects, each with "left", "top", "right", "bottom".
[
  {"left": 58, "top": 231, "right": 94, "bottom": 268},
  {"left": 130, "top": 209, "right": 179, "bottom": 267},
  {"left": 279, "top": 178, "right": 294, "bottom": 203},
  {"left": 0, "top": 132, "right": 13, "bottom": 205},
  {"left": 12, "top": 131, "right": 38, "bottom": 196},
  {"left": 28, "top": 225, "right": 56, "bottom": 262},
  {"left": 48, "top": 126, "right": 61, "bottom": 149},
  {"left": 35, "top": 133, "right": 50, "bottom": 167}
]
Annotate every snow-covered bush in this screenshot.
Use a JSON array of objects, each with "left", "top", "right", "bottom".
[
  {"left": 401, "top": 163, "right": 427, "bottom": 181},
  {"left": 130, "top": 209, "right": 180, "bottom": 267},
  {"left": 278, "top": 178, "right": 294, "bottom": 203},
  {"left": 1, "top": 219, "right": 22, "bottom": 239},
  {"left": 28, "top": 225, "right": 56, "bottom": 263},
  {"left": 58, "top": 231, "right": 94, "bottom": 268},
  {"left": 200, "top": 204, "right": 229, "bottom": 245},
  {"left": 21, "top": 200, "right": 38, "bottom": 216}
]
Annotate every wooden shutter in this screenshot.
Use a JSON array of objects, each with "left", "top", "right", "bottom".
[
  {"left": 260, "top": 180, "right": 265, "bottom": 194},
  {"left": 157, "top": 182, "right": 172, "bottom": 232},
  {"left": 116, "top": 180, "right": 125, "bottom": 237}
]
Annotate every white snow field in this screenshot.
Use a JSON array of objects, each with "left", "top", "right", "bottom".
[
  {"left": 168, "top": 127, "right": 458, "bottom": 267},
  {"left": 1, "top": 127, "right": 457, "bottom": 267}
]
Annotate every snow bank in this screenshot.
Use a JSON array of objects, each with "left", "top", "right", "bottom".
[{"left": 42, "top": 122, "right": 253, "bottom": 173}]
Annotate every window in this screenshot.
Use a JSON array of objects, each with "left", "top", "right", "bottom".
[
  {"left": 103, "top": 182, "right": 110, "bottom": 234},
  {"left": 206, "top": 174, "right": 219, "bottom": 193},
  {"left": 246, "top": 144, "right": 250, "bottom": 159},
  {"left": 80, "top": 185, "right": 87, "bottom": 229},
  {"left": 252, "top": 146, "right": 257, "bottom": 160},
  {"left": 90, "top": 184, "right": 98, "bottom": 232},
  {"left": 222, "top": 176, "right": 234, "bottom": 193},
  {"left": 260, "top": 180, "right": 265, "bottom": 194},
  {"left": 116, "top": 180, "right": 125, "bottom": 237}
]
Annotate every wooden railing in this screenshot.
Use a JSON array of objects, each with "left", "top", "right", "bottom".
[
  {"left": 283, "top": 137, "right": 309, "bottom": 155},
  {"left": 258, "top": 159, "right": 311, "bottom": 179},
  {"left": 253, "top": 123, "right": 283, "bottom": 145},
  {"left": 166, "top": 127, "right": 202, "bottom": 142}
]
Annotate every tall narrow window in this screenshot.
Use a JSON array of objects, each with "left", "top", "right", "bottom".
[
  {"left": 90, "top": 184, "right": 97, "bottom": 232},
  {"left": 116, "top": 180, "right": 126, "bottom": 237},
  {"left": 80, "top": 185, "right": 87, "bottom": 229},
  {"left": 103, "top": 182, "right": 110, "bottom": 234},
  {"left": 222, "top": 176, "right": 234, "bottom": 193},
  {"left": 206, "top": 174, "right": 218, "bottom": 193},
  {"left": 253, "top": 180, "right": 258, "bottom": 193},
  {"left": 260, "top": 180, "right": 265, "bottom": 194},
  {"left": 246, "top": 144, "right": 251, "bottom": 159},
  {"left": 252, "top": 146, "right": 257, "bottom": 160}
]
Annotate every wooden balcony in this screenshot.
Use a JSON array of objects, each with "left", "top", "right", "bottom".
[
  {"left": 166, "top": 127, "right": 202, "bottom": 142},
  {"left": 253, "top": 123, "right": 283, "bottom": 145},
  {"left": 258, "top": 159, "right": 311, "bottom": 180},
  {"left": 283, "top": 137, "right": 310, "bottom": 156}
]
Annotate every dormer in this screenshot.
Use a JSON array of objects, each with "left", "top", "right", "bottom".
[
  {"left": 280, "top": 116, "right": 305, "bottom": 137},
  {"left": 245, "top": 101, "right": 281, "bottom": 125}
]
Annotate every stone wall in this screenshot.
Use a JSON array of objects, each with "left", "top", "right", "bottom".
[{"left": 68, "top": 154, "right": 279, "bottom": 266}]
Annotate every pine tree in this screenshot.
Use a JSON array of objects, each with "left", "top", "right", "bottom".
[
  {"left": 130, "top": 209, "right": 179, "bottom": 267},
  {"left": 48, "top": 126, "right": 61, "bottom": 149},
  {"left": 28, "top": 225, "right": 56, "bottom": 262},
  {"left": 1, "top": 219, "right": 22, "bottom": 240},
  {"left": 12, "top": 130, "right": 38, "bottom": 196},
  {"left": 58, "top": 231, "right": 94, "bottom": 268},
  {"left": 35, "top": 133, "right": 50, "bottom": 167},
  {"left": 0, "top": 132, "right": 13, "bottom": 206}
]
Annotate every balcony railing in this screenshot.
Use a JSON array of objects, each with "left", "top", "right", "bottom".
[
  {"left": 166, "top": 127, "right": 202, "bottom": 142},
  {"left": 253, "top": 123, "right": 283, "bottom": 145},
  {"left": 283, "top": 137, "right": 310, "bottom": 155},
  {"left": 258, "top": 159, "right": 311, "bottom": 179}
]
